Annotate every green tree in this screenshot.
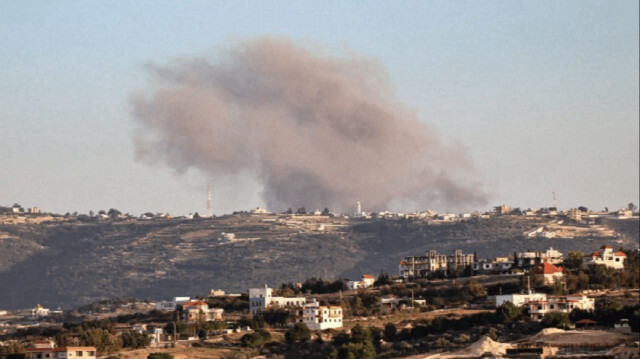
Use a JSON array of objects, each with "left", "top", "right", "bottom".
[
  {"left": 566, "top": 252, "right": 585, "bottom": 271},
  {"left": 383, "top": 323, "right": 397, "bottom": 342},
  {"left": 147, "top": 353, "right": 173, "bottom": 359},
  {"left": 241, "top": 329, "right": 271, "bottom": 348},
  {"left": 496, "top": 302, "right": 523, "bottom": 324},
  {"left": 466, "top": 280, "right": 487, "bottom": 299},
  {"left": 285, "top": 322, "right": 311, "bottom": 343},
  {"left": 541, "top": 312, "right": 571, "bottom": 329}
]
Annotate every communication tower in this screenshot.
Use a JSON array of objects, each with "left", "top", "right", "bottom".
[{"left": 207, "top": 184, "right": 213, "bottom": 217}]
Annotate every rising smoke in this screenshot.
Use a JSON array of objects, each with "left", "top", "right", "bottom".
[{"left": 132, "top": 38, "right": 486, "bottom": 213}]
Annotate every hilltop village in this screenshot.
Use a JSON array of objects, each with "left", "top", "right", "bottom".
[{"left": 0, "top": 204, "right": 638, "bottom": 358}]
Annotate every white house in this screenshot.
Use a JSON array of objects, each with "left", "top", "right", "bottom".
[
  {"left": 30, "top": 304, "right": 50, "bottom": 317},
  {"left": 496, "top": 293, "right": 594, "bottom": 321},
  {"left": 496, "top": 293, "right": 548, "bottom": 308},
  {"left": 583, "top": 245, "right": 627, "bottom": 269},
  {"left": 347, "top": 274, "right": 375, "bottom": 289},
  {"left": 249, "top": 286, "right": 306, "bottom": 315},
  {"left": 302, "top": 299, "right": 343, "bottom": 330}
]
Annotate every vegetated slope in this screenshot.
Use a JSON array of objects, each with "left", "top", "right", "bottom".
[
  {"left": 0, "top": 215, "right": 362, "bottom": 309},
  {"left": 0, "top": 215, "right": 637, "bottom": 309}
]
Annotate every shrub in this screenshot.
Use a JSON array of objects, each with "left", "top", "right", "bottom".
[
  {"left": 241, "top": 328, "right": 272, "bottom": 348},
  {"left": 147, "top": 353, "right": 173, "bottom": 359}
]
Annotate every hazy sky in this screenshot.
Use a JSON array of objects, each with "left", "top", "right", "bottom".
[{"left": 1, "top": 1, "right": 638, "bottom": 216}]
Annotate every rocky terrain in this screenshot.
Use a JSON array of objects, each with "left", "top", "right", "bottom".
[{"left": 0, "top": 212, "right": 637, "bottom": 309}]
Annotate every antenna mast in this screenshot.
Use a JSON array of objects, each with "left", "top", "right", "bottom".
[
  {"left": 552, "top": 190, "right": 557, "bottom": 209},
  {"left": 207, "top": 184, "right": 213, "bottom": 217}
]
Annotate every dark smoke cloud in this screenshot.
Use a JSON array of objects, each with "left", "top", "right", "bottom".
[{"left": 132, "top": 37, "right": 487, "bottom": 213}]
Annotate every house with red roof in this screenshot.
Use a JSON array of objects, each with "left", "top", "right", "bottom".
[
  {"left": 531, "top": 262, "right": 564, "bottom": 285},
  {"left": 181, "top": 300, "right": 223, "bottom": 322},
  {"left": 26, "top": 343, "right": 97, "bottom": 359},
  {"left": 582, "top": 245, "right": 627, "bottom": 269}
]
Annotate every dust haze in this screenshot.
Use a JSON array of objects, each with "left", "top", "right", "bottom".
[{"left": 132, "top": 38, "right": 486, "bottom": 213}]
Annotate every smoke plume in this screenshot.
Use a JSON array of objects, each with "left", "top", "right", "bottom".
[{"left": 132, "top": 38, "right": 486, "bottom": 213}]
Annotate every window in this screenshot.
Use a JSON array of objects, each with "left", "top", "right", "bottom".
[
  {"left": 88, "top": 352, "right": 95, "bottom": 356},
  {"left": 76, "top": 351, "right": 83, "bottom": 356}
]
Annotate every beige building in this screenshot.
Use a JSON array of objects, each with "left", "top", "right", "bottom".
[
  {"left": 182, "top": 300, "right": 224, "bottom": 321},
  {"left": 26, "top": 343, "right": 97, "bottom": 359}
]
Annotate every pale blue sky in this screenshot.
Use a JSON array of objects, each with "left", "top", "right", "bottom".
[{"left": 1, "top": 1, "right": 638, "bottom": 215}]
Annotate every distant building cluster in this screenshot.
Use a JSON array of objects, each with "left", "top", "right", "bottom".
[{"left": 399, "top": 245, "right": 627, "bottom": 282}]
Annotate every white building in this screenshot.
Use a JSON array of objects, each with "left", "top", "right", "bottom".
[
  {"left": 249, "top": 286, "right": 306, "bottom": 315},
  {"left": 527, "top": 295, "right": 595, "bottom": 321},
  {"left": 302, "top": 299, "right": 343, "bottom": 330},
  {"left": 496, "top": 293, "right": 548, "bottom": 308},
  {"left": 30, "top": 304, "right": 50, "bottom": 317},
  {"left": 496, "top": 293, "right": 594, "bottom": 321},
  {"left": 583, "top": 245, "right": 627, "bottom": 269},
  {"left": 347, "top": 274, "right": 375, "bottom": 289},
  {"left": 155, "top": 296, "right": 190, "bottom": 311}
]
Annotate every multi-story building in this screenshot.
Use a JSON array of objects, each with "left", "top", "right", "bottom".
[
  {"left": 302, "top": 299, "right": 343, "bottom": 330},
  {"left": 516, "top": 247, "right": 563, "bottom": 267},
  {"left": 583, "top": 245, "right": 627, "bottom": 269},
  {"left": 249, "top": 286, "right": 306, "bottom": 315},
  {"left": 399, "top": 250, "right": 474, "bottom": 278}
]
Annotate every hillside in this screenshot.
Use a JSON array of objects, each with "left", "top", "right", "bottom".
[{"left": 0, "top": 213, "right": 637, "bottom": 309}]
